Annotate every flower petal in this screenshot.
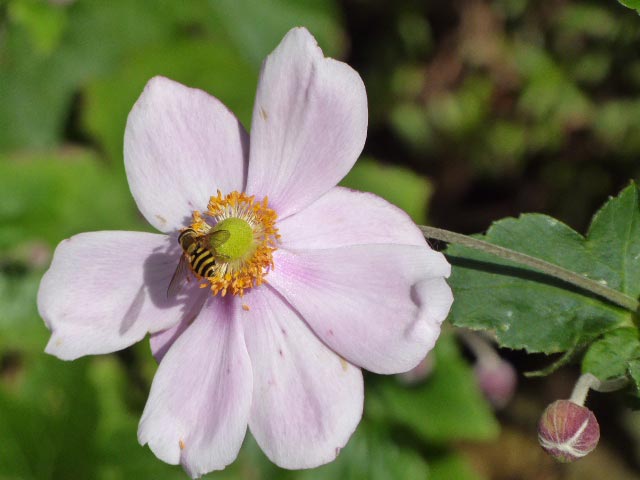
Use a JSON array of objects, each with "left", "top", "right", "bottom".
[
  {"left": 150, "top": 313, "right": 192, "bottom": 364},
  {"left": 149, "top": 286, "right": 209, "bottom": 364},
  {"left": 138, "top": 297, "right": 252, "bottom": 478},
  {"left": 268, "top": 245, "right": 453, "bottom": 374},
  {"left": 277, "top": 186, "right": 426, "bottom": 250},
  {"left": 125, "top": 76, "right": 249, "bottom": 232},
  {"left": 246, "top": 27, "right": 367, "bottom": 218},
  {"left": 38, "top": 231, "right": 204, "bottom": 360},
  {"left": 241, "top": 286, "right": 363, "bottom": 469}
]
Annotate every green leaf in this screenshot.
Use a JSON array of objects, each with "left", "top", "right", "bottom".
[
  {"left": 427, "top": 77, "right": 492, "bottom": 138},
  {"left": 368, "top": 334, "right": 499, "bottom": 443},
  {"left": 390, "top": 102, "right": 433, "bottom": 153},
  {"left": 525, "top": 341, "right": 582, "bottom": 377},
  {"left": 619, "top": 0, "right": 640, "bottom": 12},
  {"left": 0, "top": 267, "right": 48, "bottom": 352},
  {"left": 294, "top": 422, "right": 429, "bottom": 480},
  {"left": 0, "top": 0, "right": 201, "bottom": 151},
  {"left": 447, "top": 183, "right": 640, "bottom": 353},
  {"left": 588, "top": 184, "right": 640, "bottom": 299},
  {"left": 8, "top": 0, "right": 68, "bottom": 54},
  {"left": 0, "top": 355, "right": 99, "bottom": 479},
  {"left": 513, "top": 41, "right": 593, "bottom": 153},
  {"left": 427, "top": 451, "right": 486, "bottom": 480},
  {"left": 88, "top": 358, "right": 188, "bottom": 480},
  {"left": 627, "top": 360, "right": 640, "bottom": 395},
  {"left": 0, "top": 150, "right": 142, "bottom": 249},
  {"left": 556, "top": 5, "right": 617, "bottom": 39},
  {"left": 340, "top": 157, "right": 432, "bottom": 223},
  {"left": 594, "top": 100, "right": 640, "bottom": 154},
  {"left": 209, "top": 0, "right": 344, "bottom": 67},
  {"left": 583, "top": 328, "right": 640, "bottom": 380}
]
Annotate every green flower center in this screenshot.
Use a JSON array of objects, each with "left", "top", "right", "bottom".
[{"left": 212, "top": 217, "right": 254, "bottom": 261}]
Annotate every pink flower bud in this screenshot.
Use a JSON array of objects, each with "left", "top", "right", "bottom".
[
  {"left": 538, "top": 400, "right": 600, "bottom": 462},
  {"left": 474, "top": 358, "right": 517, "bottom": 409}
]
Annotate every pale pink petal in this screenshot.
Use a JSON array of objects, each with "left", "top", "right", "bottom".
[
  {"left": 241, "top": 286, "right": 363, "bottom": 469},
  {"left": 246, "top": 27, "right": 367, "bottom": 218},
  {"left": 150, "top": 313, "right": 193, "bottom": 364},
  {"left": 149, "top": 287, "right": 210, "bottom": 363},
  {"left": 268, "top": 245, "right": 452, "bottom": 374},
  {"left": 125, "top": 76, "right": 249, "bottom": 232},
  {"left": 277, "top": 186, "right": 426, "bottom": 250},
  {"left": 138, "top": 297, "right": 252, "bottom": 478},
  {"left": 38, "top": 231, "right": 205, "bottom": 360}
]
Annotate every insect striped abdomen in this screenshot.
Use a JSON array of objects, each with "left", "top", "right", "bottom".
[
  {"left": 191, "top": 248, "right": 216, "bottom": 277},
  {"left": 178, "top": 229, "right": 217, "bottom": 278}
]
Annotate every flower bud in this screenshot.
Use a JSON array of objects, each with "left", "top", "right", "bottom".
[
  {"left": 474, "top": 357, "right": 517, "bottom": 409},
  {"left": 538, "top": 400, "right": 600, "bottom": 462}
]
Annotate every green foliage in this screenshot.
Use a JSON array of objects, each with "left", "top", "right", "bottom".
[
  {"left": 0, "top": 267, "right": 47, "bottom": 352},
  {"left": 426, "top": 452, "right": 485, "bottom": 480},
  {"left": 0, "top": 354, "right": 190, "bottom": 480},
  {"left": 294, "top": 424, "right": 429, "bottom": 480},
  {"left": 583, "top": 328, "right": 640, "bottom": 381},
  {"left": 619, "top": 0, "right": 640, "bottom": 13},
  {"left": 368, "top": 335, "right": 499, "bottom": 443},
  {"left": 447, "top": 183, "right": 640, "bottom": 354},
  {"left": 210, "top": 0, "right": 343, "bottom": 67},
  {"left": 627, "top": 361, "right": 640, "bottom": 397},
  {"left": 1, "top": 0, "right": 200, "bottom": 150},
  {"left": 0, "top": 150, "right": 142, "bottom": 249},
  {"left": 0, "top": 356, "right": 99, "bottom": 479},
  {"left": 340, "top": 157, "right": 432, "bottom": 223},
  {"left": 90, "top": 358, "right": 188, "bottom": 479},
  {"left": 594, "top": 100, "right": 640, "bottom": 155}
]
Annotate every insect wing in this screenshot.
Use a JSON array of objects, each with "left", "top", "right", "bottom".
[
  {"left": 205, "top": 229, "right": 231, "bottom": 248},
  {"left": 199, "top": 229, "right": 232, "bottom": 261},
  {"left": 167, "top": 255, "right": 191, "bottom": 299},
  {"left": 213, "top": 252, "right": 231, "bottom": 262}
]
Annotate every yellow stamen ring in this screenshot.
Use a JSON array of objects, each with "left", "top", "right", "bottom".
[{"left": 187, "top": 191, "right": 279, "bottom": 297}]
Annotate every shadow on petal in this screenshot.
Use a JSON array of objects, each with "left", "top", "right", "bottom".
[
  {"left": 120, "top": 285, "right": 146, "bottom": 335},
  {"left": 143, "top": 232, "right": 209, "bottom": 357}
]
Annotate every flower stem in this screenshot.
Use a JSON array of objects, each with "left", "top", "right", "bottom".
[
  {"left": 420, "top": 225, "right": 640, "bottom": 313},
  {"left": 569, "top": 373, "right": 628, "bottom": 405},
  {"left": 570, "top": 373, "right": 598, "bottom": 405},
  {"left": 458, "top": 329, "right": 501, "bottom": 366}
]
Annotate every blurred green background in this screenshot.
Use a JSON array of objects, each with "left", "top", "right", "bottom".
[{"left": 2, "top": 0, "right": 640, "bottom": 479}]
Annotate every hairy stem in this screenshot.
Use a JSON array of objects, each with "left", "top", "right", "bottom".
[
  {"left": 420, "top": 225, "right": 639, "bottom": 313},
  {"left": 570, "top": 373, "right": 597, "bottom": 405},
  {"left": 569, "top": 373, "right": 628, "bottom": 405}
]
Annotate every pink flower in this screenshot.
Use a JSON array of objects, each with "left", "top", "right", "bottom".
[{"left": 38, "top": 27, "right": 452, "bottom": 478}]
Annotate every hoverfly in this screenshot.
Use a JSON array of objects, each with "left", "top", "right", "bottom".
[{"left": 167, "top": 227, "right": 230, "bottom": 299}]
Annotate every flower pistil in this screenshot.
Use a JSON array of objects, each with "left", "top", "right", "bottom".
[{"left": 187, "top": 191, "right": 279, "bottom": 297}]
